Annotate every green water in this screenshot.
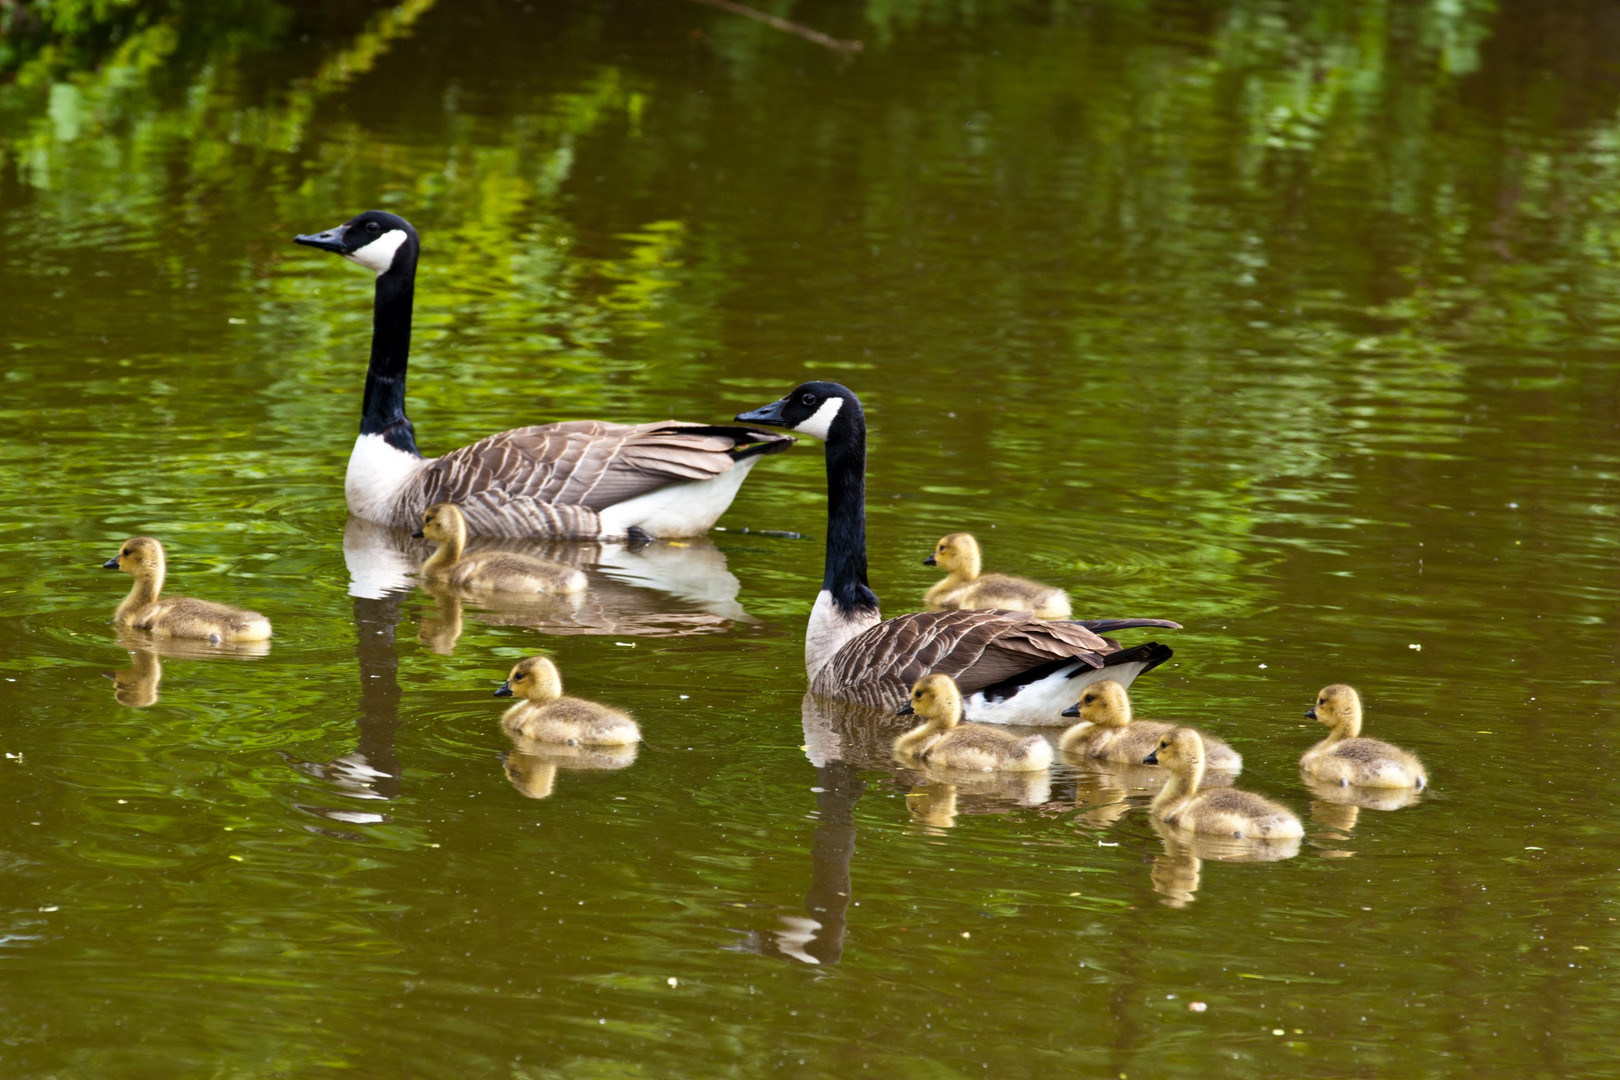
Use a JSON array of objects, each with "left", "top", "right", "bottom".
[{"left": 4, "top": 0, "right": 1620, "bottom": 1075}]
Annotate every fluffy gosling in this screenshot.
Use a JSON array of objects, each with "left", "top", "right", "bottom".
[
  {"left": 894, "top": 673, "right": 1053, "bottom": 772},
  {"left": 923, "top": 532, "right": 1071, "bottom": 619},
  {"left": 416, "top": 503, "right": 588, "bottom": 594},
  {"left": 1302, "top": 684, "right": 1427, "bottom": 789},
  {"left": 1144, "top": 728, "right": 1302, "bottom": 840},
  {"left": 103, "top": 537, "right": 271, "bottom": 644},
  {"left": 494, "top": 656, "right": 640, "bottom": 746},
  {"left": 1059, "top": 679, "right": 1241, "bottom": 772}
]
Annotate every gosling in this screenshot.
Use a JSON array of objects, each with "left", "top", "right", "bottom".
[
  {"left": 494, "top": 656, "right": 640, "bottom": 746},
  {"left": 416, "top": 503, "right": 588, "bottom": 594},
  {"left": 1144, "top": 728, "right": 1302, "bottom": 840},
  {"left": 103, "top": 537, "right": 272, "bottom": 644},
  {"left": 1059, "top": 679, "right": 1242, "bottom": 772},
  {"left": 894, "top": 673, "right": 1053, "bottom": 773},
  {"left": 1301, "top": 684, "right": 1427, "bottom": 789},
  {"left": 923, "top": 532, "right": 1072, "bottom": 619}
]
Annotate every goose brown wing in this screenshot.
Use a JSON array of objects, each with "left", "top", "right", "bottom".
[
  {"left": 417, "top": 421, "right": 792, "bottom": 511},
  {"left": 819, "top": 609, "right": 1147, "bottom": 707}
]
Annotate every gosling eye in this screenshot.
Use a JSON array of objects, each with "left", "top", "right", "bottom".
[
  {"left": 121, "top": 549, "right": 130, "bottom": 556},
  {"left": 800, "top": 392, "right": 818, "bottom": 407},
  {"left": 1082, "top": 693, "right": 1095, "bottom": 704}
]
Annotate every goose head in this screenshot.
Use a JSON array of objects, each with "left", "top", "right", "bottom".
[
  {"left": 413, "top": 502, "right": 468, "bottom": 546},
  {"left": 1060, "top": 678, "right": 1132, "bottom": 725},
  {"left": 924, "top": 532, "right": 981, "bottom": 574},
  {"left": 1306, "top": 683, "right": 1362, "bottom": 737},
  {"left": 495, "top": 656, "right": 564, "bottom": 703},
  {"left": 103, "top": 536, "right": 165, "bottom": 582},
  {"left": 294, "top": 210, "right": 419, "bottom": 276},
  {"left": 1143, "top": 726, "right": 1203, "bottom": 770},
  {"left": 735, "top": 381, "right": 863, "bottom": 443},
  {"left": 897, "top": 673, "right": 963, "bottom": 729}
]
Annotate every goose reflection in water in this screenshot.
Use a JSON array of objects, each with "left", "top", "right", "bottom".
[
  {"left": 1149, "top": 817, "right": 1301, "bottom": 908},
  {"left": 344, "top": 515, "right": 758, "bottom": 643},
  {"left": 502, "top": 742, "right": 638, "bottom": 800},
  {"left": 104, "top": 633, "right": 272, "bottom": 708}
]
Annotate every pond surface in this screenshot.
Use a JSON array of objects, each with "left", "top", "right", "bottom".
[{"left": 4, "top": 0, "right": 1620, "bottom": 1075}]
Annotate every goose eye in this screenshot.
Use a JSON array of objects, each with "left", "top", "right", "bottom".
[
  {"left": 367, "top": 221, "right": 381, "bottom": 233},
  {"left": 800, "top": 393, "right": 818, "bottom": 406}
]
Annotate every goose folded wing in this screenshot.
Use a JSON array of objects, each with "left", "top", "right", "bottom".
[
  {"left": 420, "top": 421, "right": 788, "bottom": 510},
  {"left": 825, "top": 610, "right": 1149, "bottom": 703}
]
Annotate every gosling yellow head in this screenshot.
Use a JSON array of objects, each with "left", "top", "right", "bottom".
[
  {"left": 495, "top": 656, "right": 564, "bottom": 703},
  {"left": 897, "top": 673, "right": 963, "bottom": 729},
  {"left": 414, "top": 502, "right": 467, "bottom": 546},
  {"left": 1060, "top": 679, "right": 1132, "bottom": 726},
  {"left": 1144, "top": 727, "right": 1203, "bottom": 771},
  {"left": 103, "top": 536, "right": 165, "bottom": 581},
  {"left": 923, "top": 533, "right": 981, "bottom": 578},
  {"left": 1306, "top": 683, "right": 1362, "bottom": 736}
]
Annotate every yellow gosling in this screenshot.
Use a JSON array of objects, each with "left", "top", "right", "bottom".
[
  {"left": 1144, "top": 728, "right": 1302, "bottom": 840},
  {"left": 494, "top": 656, "right": 640, "bottom": 746},
  {"left": 1302, "top": 684, "right": 1427, "bottom": 790},
  {"left": 893, "top": 673, "right": 1053, "bottom": 773},
  {"left": 103, "top": 537, "right": 272, "bottom": 644},
  {"left": 923, "top": 532, "right": 1071, "bottom": 619},
  {"left": 416, "top": 503, "right": 588, "bottom": 594},
  {"left": 1058, "top": 679, "right": 1242, "bottom": 772}
]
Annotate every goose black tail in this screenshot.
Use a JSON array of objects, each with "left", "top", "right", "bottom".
[{"left": 1098, "top": 641, "right": 1174, "bottom": 676}]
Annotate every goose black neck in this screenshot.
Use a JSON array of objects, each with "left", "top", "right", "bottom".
[
  {"left": 822, "top": 408, "right": 879, "bottom": 616},
  {"left": 361, "top": 258, "right": 421, "bottom": 456}
]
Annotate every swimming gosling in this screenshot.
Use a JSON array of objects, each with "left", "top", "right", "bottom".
[
  {"left": 416, "top": 503, "right": 588, "bottom": 594},
  {"left": 1059, "top": 679, "right": 1242, "bottom": 772},
  {"left": 894, "top": 673, "right": 1053, "bottom": 772},
  {"left": 103, "top": 537, "right": 272, "bottom": 644},
  {"left": 1302, "top": 684, "right": 1427, "bottom": 789},
  {"left": 494, "top": 656, "right": 640, "bottom": 746},
  {"left": 923, "top": 532, "right": 1072, "bottom": 619},
  {"left": 1144, "top": 728, "right": 1302, "bottom": 840}
]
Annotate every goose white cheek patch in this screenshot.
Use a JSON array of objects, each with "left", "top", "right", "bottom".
[
  {"left": 793, "top": 396, "right": 844, "bottom": 441},
  {"left": 345, "top": 229, "right": 409, "bottom": 274}
]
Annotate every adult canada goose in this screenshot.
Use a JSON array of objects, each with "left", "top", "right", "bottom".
[
  {"left": 923, "top": 532, "right": 1072, "bottom": 619},
  {"left": 1144, "top": 728, "right": 1303, "bottom": 840},
  {"left": 1059, "top": 679, "right": 1241, "bottom": 772},
  {"left": 736, "top": 382, "right": 1180, "bottom": 723},
  {"left": 494, "top": 656, "right": 640, "bottom": 746},
  {"left": 1302, "top": 684, "right": 1428, "bottom": 790},
  {"left": 414, "top": 503, "right": 588, "bottom": 594},
  {"left": 103, "top": 537, "right": 272, "bottom": 644},
  {"left": 293, "top": 210, "right": 793, "bottom": 539},
  {"left": 893, "top": 674, "right": 1054, "bottom": 772}
]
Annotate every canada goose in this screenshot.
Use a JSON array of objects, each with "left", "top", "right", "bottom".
[
  {"left": 1144, "top": 728, "right": 1302, "bottom": 840},
  {"left": 294, "top": 211, "right": 793, "bottom": 539},
  {"left": 924, "top": 532, "right": 1072, "bottom": 619},
  {"left": 892, "top": 674, "right": 1053, "bottom": 772},
  {"left": 1059, "top": 679, "right": 1241, "bottom": 772},
  {"left": 102, "top": 537, "right": 272, "bottom": 644},
  {"left": 493, "top": 656, "right": 640, "bottom": 746},
  {"left": 1302, "top": 684, "right": 1428, "bottom": 790},
  {"left": 414, "top": 503, "right": 588, "bottom": 594},
  {"left": 736, "top": 382, "right": 1180, "bottom": 724}
]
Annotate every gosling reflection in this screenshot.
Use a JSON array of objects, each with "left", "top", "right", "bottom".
[
  {"left": 1304, "top": 776, "right": 1423, "bottom": 858},
  {"left": 105, "top": 648, "right": 162, "bottom": 707},
  {"left": 501, "top": 742, "right": 638, "bottom": 800},
  {"left": 103, "top": 634, "right": 272, "bottom": 708},
  {"left": 901, "top": 770, "right": 1053, "bottom": 832},
  {"left": 1149, "top": 817, "right": 1301, "bottom": 908},
  {"left": 344, "top": 514, "right": 755, "bottom": 639}
]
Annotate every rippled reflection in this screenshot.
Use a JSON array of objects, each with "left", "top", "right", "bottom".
[
  {"left": 1149, "top": 818, "right": 1302, "bottom": 908},
  {"left": 501, "top": 742, "right": 638, "bottom": 800},
  {"left": 344, "top": 515, "right": 754, "bottom": 639}
]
